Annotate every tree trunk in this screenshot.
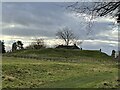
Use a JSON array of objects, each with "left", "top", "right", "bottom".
[{"left": 66, "top": 40, "right": 69, "bottom": 46}]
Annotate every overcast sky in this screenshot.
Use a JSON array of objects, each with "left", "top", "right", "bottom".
[{"left": 1, "top": 2, "right": 119, "bottom": 55}]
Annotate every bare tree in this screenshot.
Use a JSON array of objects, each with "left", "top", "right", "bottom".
[
  {"left": 72, "top": 36, "right": 83, "bottom": 48},
  {"left": 56, "top": 27, "right": 76, "bottom": 46},
  {"left": 34, "top": 39, "right": 44, "bottom": 46},
  {"left": 67, "top": 2, "right": 120, "bottom": 23},
  {"left": 26, "top": 38, "right": 46, "bottom": 49}
]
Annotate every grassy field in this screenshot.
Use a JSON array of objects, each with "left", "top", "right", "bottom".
[{"left": 2, "top": 49, "right": 119, "bottom": 88}]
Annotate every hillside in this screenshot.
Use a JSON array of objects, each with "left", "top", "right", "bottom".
[
  {"left": 2, "top": 48, "right": 119, "bottom": 88},
  {"left": 4, "top": 48, "right": 112, "bottom": 62}
]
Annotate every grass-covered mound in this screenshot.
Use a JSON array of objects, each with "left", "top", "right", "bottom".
[{"left": 4, "top": 48, "right": 112, "bottom": 61}]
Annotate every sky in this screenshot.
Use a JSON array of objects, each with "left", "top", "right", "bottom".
[{"left": 1, "top": 2, "right": 119, "bottom": 55}]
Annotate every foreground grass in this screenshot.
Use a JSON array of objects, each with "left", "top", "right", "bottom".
[{"left": 2, "top": 56, "right": 119, "bottom": 88}]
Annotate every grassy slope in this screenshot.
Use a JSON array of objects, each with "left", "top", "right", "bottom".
[
  {"left": 2, "top": 49, "right": 119, "bottom": 88},
  {"left": 5, "top": 48, "right": 112, "bottom": 60}
]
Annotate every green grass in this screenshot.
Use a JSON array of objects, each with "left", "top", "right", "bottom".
[
  {"left": 2, "top": 56, "right": 119, "bottom": 88},
  {"left": 4, "top": 48, "right": 112, "bottom": 61}
]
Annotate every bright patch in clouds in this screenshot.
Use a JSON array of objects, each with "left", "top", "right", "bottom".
[
  {"left": 93, "top": 16, "right": 117, "bottom": 23},
  {"left": 2, "top": 23, "right": 15, "bottom": 29},
  {"left": 9, "top": 24, "right": 15, "bottom": 28}
]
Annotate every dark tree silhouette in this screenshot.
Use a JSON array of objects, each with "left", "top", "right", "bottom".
[
  {"left": 12, "top": 41, "right": 24, "bottom": 51},
  {"left": 16, "top": 41, "right": 24, "bottom": 50},
  {"left": 0, "top": 40, "right": 6, "bottom": 53},
  {"left": 0, "top": 41, "right": 2, "bottom": 53},
  {"left": 111, "top": 50, "right": 116, "bottom": 58},
  {"left": 56, "top": 27, "right": 76, "bottom": 46},
  {"left": 12, "top": 42, "right": 17, "bottom": 52}
]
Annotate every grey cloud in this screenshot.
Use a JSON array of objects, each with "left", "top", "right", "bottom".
[
  {"left": 2, "top": 27, "right": 57, "bottom": 37},
  {"left": 2, "top": 2, "right": 67, "bottom": 26},
  {"left": 82, "top": 41, "right": 118, "bottom": 55},
  {"left": 2, "top": 2, "right": 117, "bottom": 39},
  {"left": 2, "top": 2, "right": 115, "bottom": 39},
  {"left": 2, "top": 2, "right": 118, "bottom": 54}
]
